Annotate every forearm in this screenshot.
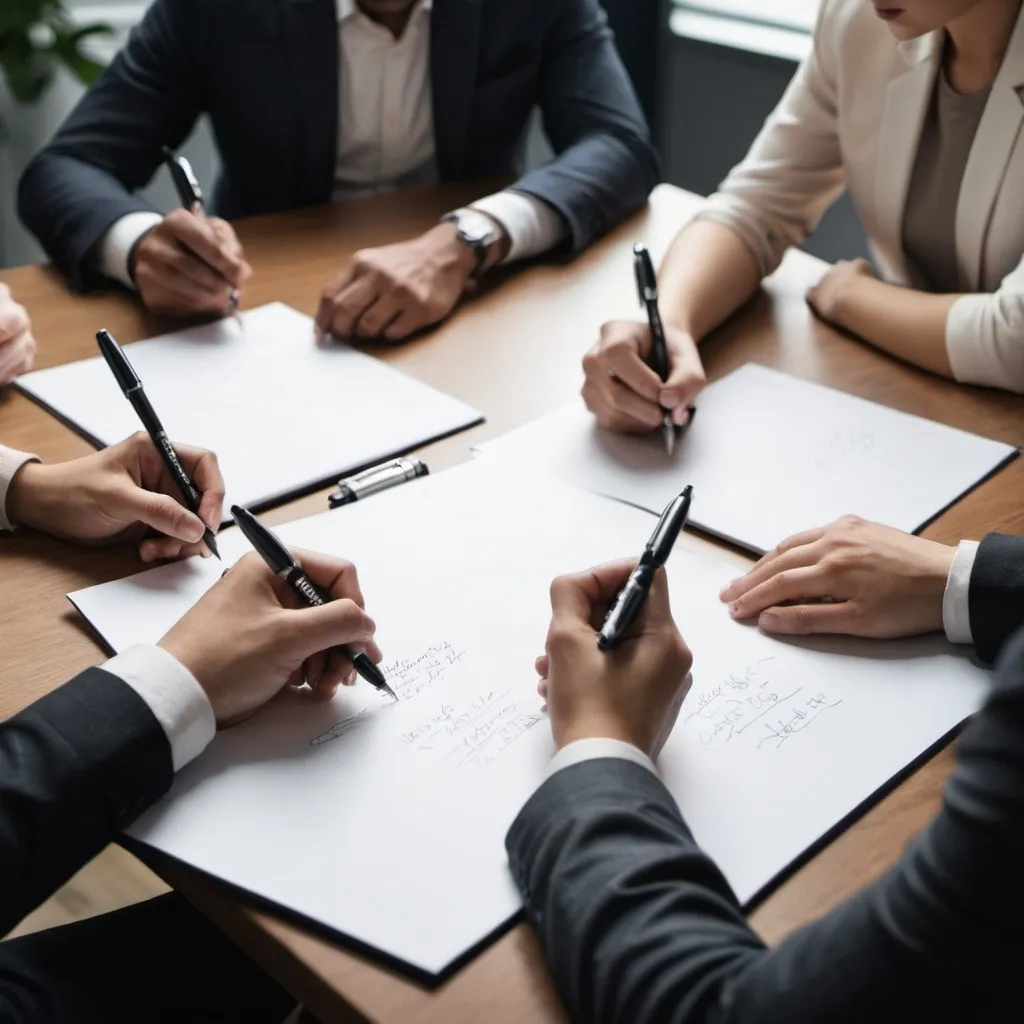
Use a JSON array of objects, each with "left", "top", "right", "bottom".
[
  {"left": 660, "top": 220, "right": 762, "bottom": 341},
  {"left": 831, "top": 277, "right": 958, "bottom": 377},
  {"left": 0, "top": 669, "right": 172, "bottom": 934}
]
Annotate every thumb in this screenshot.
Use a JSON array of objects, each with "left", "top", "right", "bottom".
[
  {"left": 110, "top": 484, "right": 205, "bottom": 543},
  {"left": 284, "top": 598, "right": 377, "bottom": 660},
  {"left": 660, "top": 334, "right": 706, "bottom": 414}
]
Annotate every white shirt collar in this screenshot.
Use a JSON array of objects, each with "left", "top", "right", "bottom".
[{"left": 337, "top": 0, "right": 433, "bottom": 24}]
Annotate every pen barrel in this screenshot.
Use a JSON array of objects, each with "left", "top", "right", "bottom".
[
  {"left": 598, "top": 566, "right": 654, "bottom": 651},
  {"left": 133, "top": 390, "right": 202, "bottom": 512},
  {"left": 284, "top": 568, "right": 326, "bottom": 608},
  {"left": 645, "top": 302, "right": 670, "bottom": 383}
]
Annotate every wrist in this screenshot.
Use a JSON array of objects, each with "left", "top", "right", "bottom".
[
  {"left": 554, "top": 713, "right": 646, "bottom": 755},
  {"left": 831, "top": 273, "right": 874, "bottom": 329},
  {"left": 425, "top": 222, "right": 480, "bottom": 282},
  {"left": 5, "top": 461, "right": 53, "bottom": 532}
]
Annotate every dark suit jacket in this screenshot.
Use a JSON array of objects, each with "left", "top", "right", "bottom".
[
  {"left": 507, "top": 629, "right": 1024, "bottom": 1023},
  {"left": 970, "top": 533, "right": 1024, "bottom": 664},
  {"left": 18, "top": 0, "right": 658, "bottom": 291},
  {"left": 0, "top": 669, "right": 172, "bottom": 936}
]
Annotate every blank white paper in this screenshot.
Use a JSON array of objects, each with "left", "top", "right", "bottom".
[
  {"left": 68, "top": 460, "right": 990, "bottom": 979},
  {"left": 17, "top": 303, "right": 482, "bottom": 516},
  {"left": 476, "top": 363, "right": 1018, "bottom": 553}
]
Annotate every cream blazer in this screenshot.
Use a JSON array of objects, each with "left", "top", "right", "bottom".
[{"left": 698, "top": 0, "right": 1024, "bottom": 392}]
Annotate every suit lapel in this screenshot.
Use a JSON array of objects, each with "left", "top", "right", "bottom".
[
  {"left": 955, "top": 8, "right": 1024, "bottom": 291},
  {"left": 278, "top": 0, "right": 339, "bottom": 204},
  {"left": 430, "top": 0, "right": 481, "bottom": 179},
  {"left": 874, "top": 32, "right": 943, "bottom": 273}
]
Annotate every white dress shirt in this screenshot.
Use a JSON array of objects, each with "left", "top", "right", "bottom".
[{"left": 97, "top": 0, "right": 564, "bottom": 289}]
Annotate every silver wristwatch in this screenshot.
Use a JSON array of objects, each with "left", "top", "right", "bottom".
[{"left": 440, "top": 209, "right": 504, "bottom": 277}]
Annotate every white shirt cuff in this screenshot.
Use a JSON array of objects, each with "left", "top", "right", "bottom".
[
  {"left": 102, "top": 644, "right": 216, "bottom": 771},
  {"left": 942, "top": 540, "right": 980, "bottom": 646},
  {"left": 97, "top": 212, "right": 164, "bottom": 290},
  {"left": 0, "top": 446, "right": 39, "bottom": 531},
  {"left": 547, "top": 737, "right": 657, "bottom": 780},
  {"left": 470, "top": 190, "right": 566, "bottom": 264}
]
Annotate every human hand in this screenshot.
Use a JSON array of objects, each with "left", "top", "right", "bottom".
[
  {"left": 314, "top": 221, "right": 495, "bottom": 343},
  {"left": 159, "top": 549, "right": 384, "bottom": 724},
  {"left": 538, "top": 560, "right": 693, "bottom": 758},
  {"left": 5, "top": 431, "right": 224, "bottom": 561},
  {"left": 806, "top": 258, "right": 878, "bottom": 327},
  {"left": 0, "top": 283, "right": 36, "bottom": 384},
  {"left": 582, "top": 320, "right": 706, "bottom": 434},
  {"left": 131, "top": 210, "right": 251, "bottom": 317},
  {"left": 719, "top": 517, "right": 956, "bottom": 638}
]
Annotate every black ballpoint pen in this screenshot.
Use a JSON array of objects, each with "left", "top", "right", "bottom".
[
  {"left": 597, "top": 485, "right": 693, "bottom": 651},
  {"left": 633, "top": 243, "right": 677, "bottom": 457},
  {"left": 230, "top": 505, "right": 397, "bottom": 701},
  {"left": 161, "top": 146, "right": 241, "bottom": 319},
  {"left": 96, "top": 329, "right": 220, "bottom": 560}
]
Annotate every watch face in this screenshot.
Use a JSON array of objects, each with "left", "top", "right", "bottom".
[{"left": 454, "top": 211, "right": 500, "bottom": 247}]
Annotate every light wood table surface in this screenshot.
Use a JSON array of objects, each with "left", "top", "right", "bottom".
[{"left": 1, "top": 183, "right": 1022, "bottom": 1023}]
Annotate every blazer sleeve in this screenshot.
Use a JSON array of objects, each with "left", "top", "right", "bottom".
[
  {"left": 16, "top": 0, "right": 206, "bottom": 292},
  {"left": 507, "top": 0, "right": 659, "bottom": 257},
  {"left": 969, "top": 534, "right": 1024, "bottom": 664},
  {"left": 0, "top": 668, "right": 173, "bottom": 936},
  {"left": 945, "top": 259, "right": 1024, "bottom": 393},
  {"left": 507, "top": 629, "right": 1024, "bottom": 1024},
  {"left": 693, "top": 0, "right": 846, "bottom": 278}
]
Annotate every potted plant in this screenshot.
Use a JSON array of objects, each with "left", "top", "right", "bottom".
[{"left": 0, "top": 0, "right": 112, "bottom": 266}]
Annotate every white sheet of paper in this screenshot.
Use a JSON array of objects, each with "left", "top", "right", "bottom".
[
  {"left": 476, "top": 363, "right": 1018, "bottom": 553},
  {"left": 69, "top": 461, "right": 990, "bottom": 979},
  {"left": 16, "top": 303, "right": 482, "bottom": 516}
]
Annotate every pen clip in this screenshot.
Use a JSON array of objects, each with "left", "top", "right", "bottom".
[
  {"left": 632, "top": 244, "right": 657, "bottom": 307},
  {"left": 162, "top": 146, "right": 203, "bottom": 209}
]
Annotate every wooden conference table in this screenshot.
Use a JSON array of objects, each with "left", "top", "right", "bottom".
[{"left": 1, "top": 182, "right": 1023, "bottom": 1022}]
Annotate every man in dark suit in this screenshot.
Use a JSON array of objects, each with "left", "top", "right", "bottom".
[
  {"left": 717, "top": 516, "right": 1024, "bottom": 662},
  {"left": 18, "top": 0, "right": 657, "bottom": 342},
  {"left": 507, "top": 558, "right": 1024, "bottom": 1023},
  {"left": 1, "top": 431, "right": 382, "bottom": 1020}
]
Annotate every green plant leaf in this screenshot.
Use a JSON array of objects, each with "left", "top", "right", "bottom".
[{"left": 0, "top": 2, "right": 110, "bottom": 103}]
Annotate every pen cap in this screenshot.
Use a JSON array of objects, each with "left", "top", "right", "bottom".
[
  {"left": 230, "top": 504, "right": 293, "bottom": 574},
  {"left": 96, "top": 330, "right": 141, "bottom": 393}
]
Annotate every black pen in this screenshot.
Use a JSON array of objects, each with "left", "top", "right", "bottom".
[
  {"left": 230, "top": 505, "right": 397, "bottom": 701},
  {"left": 634, "top": 244, "right": 682, "bottom": 457},
  {"left": 598, "top": 485, "right": 693, "bottom": 651},
  {"left": 96, "top": 329, "right": 220, "bottom": 560},
  {"left": 161, "top": 146, "right": 241, "bottom": 319}
]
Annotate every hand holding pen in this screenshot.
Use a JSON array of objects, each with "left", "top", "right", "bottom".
[
  {"left": 231, "top": 506, "right": 397, "bottom": 701},
  {"left": 126, "top": 152, "right": 250, "bottom": 319},
  {"left": 581, "top": 248, "right": 706, "bottom": 441},
  {"left": 97, "top": 329, "right": 222, "bottom": 559}
]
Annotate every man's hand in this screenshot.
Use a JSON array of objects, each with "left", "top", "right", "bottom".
[
  {"left": 160, "top": 549, "right": 384, "bottom": 724},
  {"left": 131, "top": 211, "right": 251, "bottom": 317},
  {"left": 315, "top": 222, "right": 491, "bottom": 344},
  {"left": 720, "top": 517, "right": 956, "bottom": 638},
  {"left": 539, "top": 560, "right": 693, "bottom": 758},
  {"left": 806, "top": 258, "right": 878, "bottom": 327},
  {"left": 0, "top": 283, "right": 36, "bottom": 384},
  {"left": 6, "top": 432, "right": 225, "bottom": 562},
  {"left": 582, "top": 321, "right": 706, "bottom": 434}
]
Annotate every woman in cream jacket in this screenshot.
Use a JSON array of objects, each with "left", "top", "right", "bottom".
[{"left": 583, "top": 0, "right": 1024, "bottom": 434}]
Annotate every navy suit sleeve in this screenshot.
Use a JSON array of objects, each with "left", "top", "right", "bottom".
[
  {"left": 507, "top": 630, "right": 1024, "bottom": 1024},
  {"left": 969, "top": 534, "right": 1024, "bottom": 664},
  {"left": 510, "top": 0, "right": 660, "bottom": 256},
  {"left": 17, "top": 0, "right": 206, "bottom": 291},
  {"left": 0, "top": 669, "right": 173, "bottom": 937}
]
